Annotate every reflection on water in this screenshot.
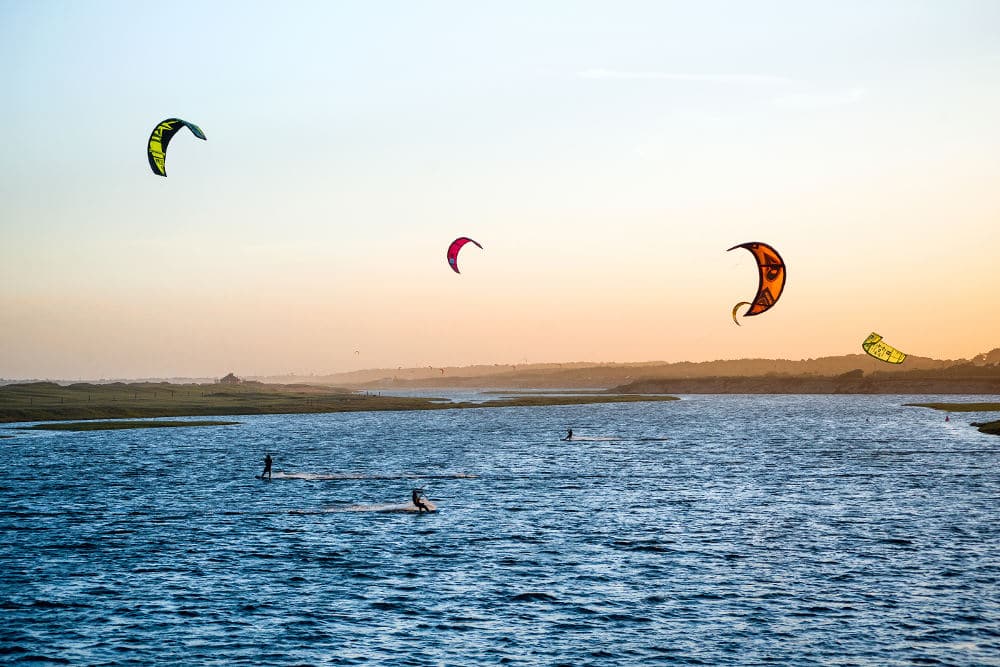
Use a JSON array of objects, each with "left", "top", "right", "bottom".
[{"left": 2, "top": 394, "right": 999, "bottom": 665}]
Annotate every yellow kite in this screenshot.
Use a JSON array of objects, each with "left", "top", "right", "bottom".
[{"left": 862, "top": 333, "right": 906, "bottom": 364}]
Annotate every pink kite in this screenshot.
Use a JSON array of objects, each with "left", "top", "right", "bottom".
[{"left": 446, "top": 237, "right": 483, "bottom": 274}]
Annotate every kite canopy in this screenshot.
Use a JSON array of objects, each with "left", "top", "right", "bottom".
[
  {"left": 862, "top": 332, "right": 906, "bottom": 364},
  {"left": 728, "top": 241, "right": 786, "bottom": 322},
  {"left": 446, "top": 237, "right": 483, "bottom": 274},
  {"left": 147, "top": 118, "right": 207, "bottom": 176}
]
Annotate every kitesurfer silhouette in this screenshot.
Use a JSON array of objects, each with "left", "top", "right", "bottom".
[
  {"left": 261, "top": 453, "right": 273, "bottom": 480},
  {"left": 412, "top": 488, "right": 431, "bottom": 513},
  {"left": 563, "top": 429, "right": 573, "bottom": 441}
]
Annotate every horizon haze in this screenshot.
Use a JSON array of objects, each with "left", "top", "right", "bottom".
[{"left": 4, "top": 346, "right": 997, "bottom": 385}]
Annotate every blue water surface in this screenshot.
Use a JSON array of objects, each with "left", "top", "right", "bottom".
[{"left": 2, "top": 394, "right": 999, "bottom": 665}]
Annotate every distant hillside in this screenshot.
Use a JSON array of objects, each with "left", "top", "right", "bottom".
[
  {"left": 255, "top": 362, "right": 604, "bottom": 387},
  {"left": 323, "top": 351, "right": 988, "bottom": 390},
  {"left": 5, "top": 348, "right": 996, "bottom": 391},
  {"left": 972, "top": 348, "right": 1000, "bottom": 365}
]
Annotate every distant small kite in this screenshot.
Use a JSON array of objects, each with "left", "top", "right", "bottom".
[
  {"left": 147, "top": 118, "right": 206, "bottom": 176},
  {"left": 728, "top": 242, "right": 785, "bottom": 325},
  {"left": 447, "top": 237, "right": 483, "bottom": 274},
  {"left": 862, "top": 332, "right": 906, "bottom": 364}
]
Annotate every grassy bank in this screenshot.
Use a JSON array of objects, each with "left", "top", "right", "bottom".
[
  {"left": 971, "top": 420, "right": 1000, "bottom": 435},
  {"left": 904, "top": 403, "right": 1000, "bottom": 412},
  {"left": 0, "top": 382, "right": 678, "bottom": 424}
]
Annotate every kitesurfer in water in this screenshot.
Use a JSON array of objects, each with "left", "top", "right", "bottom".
[
  {"left": 261, "top": 453, "right": 273, "bottom": 480},
  {"left": 412, "top": 488, "right": 431, "bottom": 513},
  {"left": 563, "top": 428, "right": 573, "bottom": 441}
]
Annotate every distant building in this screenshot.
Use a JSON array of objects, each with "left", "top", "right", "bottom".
[{"left": 219, "top": 372, "right": 242, "bottom": 385}]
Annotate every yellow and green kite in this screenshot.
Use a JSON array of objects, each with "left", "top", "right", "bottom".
[
  {"left": 147, "top": 118, "right": 206, "bottom": 177},
  {"left": 862, "top": 332, "right": 906, "bottom": 364}
]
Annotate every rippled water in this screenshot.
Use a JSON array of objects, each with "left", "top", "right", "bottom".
[{"left": 2, "top": 395, "right": 999, "bottom": 665}]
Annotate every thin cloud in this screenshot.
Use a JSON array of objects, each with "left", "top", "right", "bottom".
[
  {"left": 772, "top": 87, "right": 866, "bottom": 110},
  {"left": 578, "top": 68, "right": 793, "bottom": 86}
]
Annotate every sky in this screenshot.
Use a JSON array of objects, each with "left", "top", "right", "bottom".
[{"left": 1, "top": 0, "right": 998, "bottom": 379}]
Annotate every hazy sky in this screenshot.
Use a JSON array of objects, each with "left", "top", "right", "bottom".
[{"left": 2, "top": 1, "right": 998, "bottom": 379}]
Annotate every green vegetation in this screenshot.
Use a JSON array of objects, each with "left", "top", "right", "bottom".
[
  {"left": 971, "top": 420, "right": 1000, "bottom": 436},
  {"left": 0, "top": 381, "right": 678, "bottom": 424},
  {"left": 15, "top": 420, "right": 239, "bottom": 432},
  {"left": 904, "top": 403, "right": 1000, "bottom": 412}
]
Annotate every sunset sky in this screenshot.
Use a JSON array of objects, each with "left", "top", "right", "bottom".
[{"left": 2, "top": 1, "right": 998, "bottom": 379}]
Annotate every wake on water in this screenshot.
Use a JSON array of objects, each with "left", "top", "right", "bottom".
[
  {"left": 271, "top": 471, "right": 459, "bottom": 513},
  {"left": 289, "top": 503, "right": 439, "bottom": 514},
  {"left": 270, "top": 471, "right": 477, "bottom": 481},
  {"left": 563, "top": 436, "right": 669, "bottom": 442},
  {"left": 325, "top": 503, "right": 437, "bottom": 513}
]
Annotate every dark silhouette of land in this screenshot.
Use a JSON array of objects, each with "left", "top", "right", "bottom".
[
  {"left": 614, "top": 364, "right": 1000, "bottom": 395},
  {"left": 263, "top": 349, "right": 1000, "bottom": 393},
  {"left": 975, "top": 421, "right": 1000, "bottom": 435}
]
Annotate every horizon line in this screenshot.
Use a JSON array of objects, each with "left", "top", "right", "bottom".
[{"left": 3, "top": 348, "right": 995, "bottom": 384}]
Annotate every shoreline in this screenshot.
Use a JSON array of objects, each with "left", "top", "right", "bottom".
[
  {"left": 906, "top": 402, "right": 1000, "bottom": 436},
  {"left": 971, "top": 421, "right": 1000, "bottom": 435}
]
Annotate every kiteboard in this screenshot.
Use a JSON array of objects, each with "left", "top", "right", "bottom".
[
  {"left": 337, "top": 500, "right": 437, "bottom": 513},
  {"left": 413, "top": 499, "right": 437, "bottom": 513}
]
